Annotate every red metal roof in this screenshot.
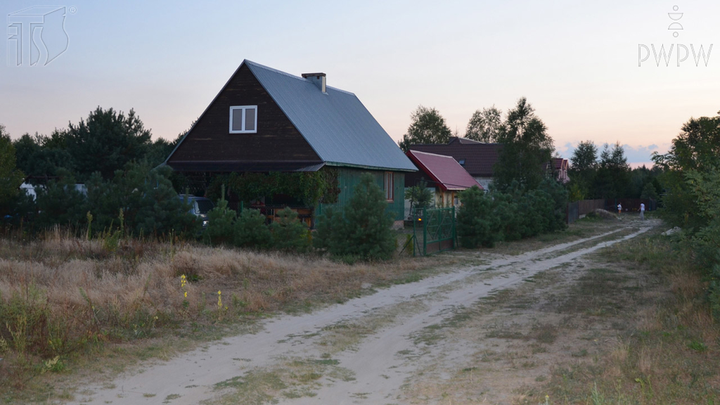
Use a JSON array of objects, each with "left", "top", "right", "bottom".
[
  {"left": 406, "top": 150, "right": 483, "bottom": 191},
  {"left": 409, "top": 137, "right": 502, "bottom": 177}
]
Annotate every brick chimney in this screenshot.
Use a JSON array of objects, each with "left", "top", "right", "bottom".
[{"left": 301, "top": 72, "right": 326, "bottom": 93}]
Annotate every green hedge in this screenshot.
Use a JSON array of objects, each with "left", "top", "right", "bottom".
[{"left": 457, "top": 179, "right": 568, "bottom": 248}]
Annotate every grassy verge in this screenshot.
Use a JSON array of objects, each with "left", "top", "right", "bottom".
[
  {"left": 538, "top": 228, "right": 720, "bottom": 404},
  {"left": 0, "top": 228, "right": 445, "bottom": 403},
  {"left": 0, "top": 217, "right": 632, "bottom": 403},
  {"left": 469, "top": 216, "right": 625, "bottom": 256}
]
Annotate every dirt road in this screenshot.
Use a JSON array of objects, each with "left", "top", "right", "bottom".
[{"left": 69, "top": 220, "right": 655, "bottom": 405}]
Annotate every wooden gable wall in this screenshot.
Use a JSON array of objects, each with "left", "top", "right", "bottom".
[{"left": 168, "top": 64, "right": 321, "bottom": 169}]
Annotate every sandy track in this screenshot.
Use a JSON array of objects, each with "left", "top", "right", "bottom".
[{"left": 69, "top": 223, "right": 652, "bottom": 405}]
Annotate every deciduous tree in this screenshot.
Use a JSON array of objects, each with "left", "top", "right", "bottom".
[
  {"left": 465, "top": 106, "right": 503, "bottom": 143},
  {"left": 399, "top": 106, "right": 452, "bottom": 151},
  {"left": 568, "top": 140, "right": 598, "bottom": 199},
  {"left": 653, "top": 111, "right": 720, "bottom": 231},
  {"left": 492, "top": 98, "right": 554, "bottom": 192}
]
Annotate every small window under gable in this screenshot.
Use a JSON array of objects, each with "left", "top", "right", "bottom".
[
  {"left": 384, "top": 172, "right": 394, "bottom": 201},
  {"left": 229, "top": 106, "right": 258, "bottom": 134}
]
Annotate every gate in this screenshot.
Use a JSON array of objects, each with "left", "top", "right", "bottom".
[
  {"left": 412, "top": 207, "right": 456, "bottom": 256},
  {"left": 567, "top": 201, "right": 580, "bottom": 224}
]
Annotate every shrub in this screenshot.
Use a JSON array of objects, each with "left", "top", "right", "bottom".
[
  {"left": 457, "top": 186, "right": 499, "bottom": 248},
  {"left": 538, "top": 178, "right": 569, "bottom": 233},
  {"left": 234, "top": 208, "right": 272, "bottom": 249},
  {"left": 405, "top": 179, "right": 434, "bottom": 217},
  {"left": 32, "top": 162, "right": 199, "bottom": 238},
  {"left": 35, "top": 169, "right": 86, "bottom": 229},
  {"left": 319, "top": 173, "right": 396, "bottom": 261},
  {"left": 86, "top": 162, "right": 199, "bottom": 238},
  {"left": 492, "top": 192, "right": 521, "bottom": 241},
  {"left": 202, "top": 197, "right": 236, "bottom": 246},
  {"left": 271, "top": 207, "right": 309, "bottom": 252},
  {"left": 516, "top": 190, "right": 545, "bottom": 238},
  {"left": 312, "top": 206, "right": 336, "bottom": 251}
]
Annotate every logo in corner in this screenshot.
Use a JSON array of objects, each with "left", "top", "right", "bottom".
[
  {"left": 668, "top": 5, "right": 683, "bottom": 38},
  {"left": 637, "top": 5, "right": 713, "bottom": 68},
  {"left": 7, "top": 6, "right": 71, "bottom": 67}
]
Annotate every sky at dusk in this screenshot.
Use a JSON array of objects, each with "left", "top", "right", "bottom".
[{"left": 2, "top": 0, "right": 719, "bottom": 167}]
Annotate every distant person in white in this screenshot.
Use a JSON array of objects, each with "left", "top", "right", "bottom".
[
  {"left": 617, "top": 203, "right": 622, "bottom": 215},
  {"left": 640, "top": 202, "right": 645, "bottom": 220}
]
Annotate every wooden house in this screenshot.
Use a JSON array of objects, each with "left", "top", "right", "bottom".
[
  {"left": 404, "top": 150, "right": 483, "bottom": 214},
  {"left": 409, "top": 137, "right": 502, "bottom": 190},
  {"left": 547, "top": 157, "right": 570, "bottom": 184},
  {"left": 164, "top": 60, "right": 416, "bottom": 227}
]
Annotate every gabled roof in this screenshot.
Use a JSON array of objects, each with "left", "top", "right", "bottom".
[
  {"left": 245, "top": 60, "right": 416, "bottom": 172},
  {"left": 406, "top": 150, "right": 482, "bottom": 191},
  {"left": 448, "top": 137, "right": 483, "bottom": 145},
  {"left": 552, "top": 157, "right": 568, "bottom": 170},
  {"left": 409, "top": 137, "right": 502, "bottom": 177}
]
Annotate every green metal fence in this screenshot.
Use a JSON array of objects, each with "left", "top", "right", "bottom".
[{"left": 412, "top": 207, "right": 456, "bottom": 256}]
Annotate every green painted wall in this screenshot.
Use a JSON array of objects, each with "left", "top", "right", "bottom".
[{"left": 318, "top": 168, "right": 406, "bottom": 221}]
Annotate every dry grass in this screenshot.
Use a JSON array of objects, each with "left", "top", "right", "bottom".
[{"left": 0, "top": 228, "right": 440, "bottom": 401}]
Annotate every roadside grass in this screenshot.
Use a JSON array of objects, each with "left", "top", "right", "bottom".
[
  {"left": 536, "top": 228, "right": 720, "bottom": 404},
  {"left": 0, "top": 227, "right": 444, "bottom": 403},
  {"left": 536, "top": 227, "right": 639, "bottom": 262},
  {"left": 205, "top": 356, "right": 354, "bottom": 405},
  {"left": 471, "top": 217, "right": 625, "bottom": 256},
  {"left": 317, "top": 299, "right": 428, "bottom": 354},
  {"left": 397, "top": 220, "right": 705, "bottom": 405},
  {"left": 0, "top": 217, "right": 631, "bottom": 402}
]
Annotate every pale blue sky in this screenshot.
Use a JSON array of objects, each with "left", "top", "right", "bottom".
[{"left": 2, "top": 0, "right": 719, "bottom": 166}]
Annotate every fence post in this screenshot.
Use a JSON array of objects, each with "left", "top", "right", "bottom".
[
  {"left": 412, "top": 209, "right": 417, "bottom": 257},
  {"left": 451, "top": 206, "right": 456, "bottom": 249},
  {"left": 566, "top": 202, "right": 570, "bottom": 224},
  {"left": 422, "top": 207, "right": 427, "bottom": 257}
]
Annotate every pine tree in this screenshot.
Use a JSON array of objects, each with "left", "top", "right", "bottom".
[
  {"left": 0, "top": 126, "right": 25, "bottom": 214},
  {"left": 202, "top": 186, "right": 236, "bottom": 246},
  {"left": 457, "top": 186, "right": 499, "bottom": 248},
  {"left": 313, "top": 206, "right": 336, "bottom": 251},
  {"left": 271, "top": 207, "right": 309, "bottom": 252},
  {"left": 328, "top": 173, "right": 396, "bottom": 261},
  {"left": 234, "top": 208, "right": 272, "bottom": 249}
]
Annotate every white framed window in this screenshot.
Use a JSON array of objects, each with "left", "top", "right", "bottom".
[
  {"left": 229, "top": 105, "right": 258, "bottom": 134},
  {"left": 384, "top": 172, "right": 394, "bottom": 201}
]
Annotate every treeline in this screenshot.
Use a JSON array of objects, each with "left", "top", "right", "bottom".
[
  {"left": 0, "top": 108, "right": 398, "bottom": 262},
  {"left": 0, "top": 108, "right": 197, "bottom": 236},
  {"left": 12, "top": 107, "right": 184, "bottom": 184},
  {"left": 400, "top": 98, "right": 557, "bottom": 192},
  {"left": 568, "top": 141, "right": 662, "bottom": 201},
  {"left": 653, "top": 111, "right": 720, "bottom": 314},
  {"left": 398, "top": 98, "right": 569, "bottom": 247},
  {"left": 397, "top": 98, "right": 569, "bottom": 247}
]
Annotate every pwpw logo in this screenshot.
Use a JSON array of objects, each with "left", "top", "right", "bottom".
[
  {"left": 7, "top": 5, "right": 73, "bottom": 67},
  {"left": 637, "top": 5, "right": 713, "bottom": 67}
]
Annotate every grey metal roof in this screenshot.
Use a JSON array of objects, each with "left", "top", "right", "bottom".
[{"left": 245, "top": 60, "right": 416, "bottom": 172}]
